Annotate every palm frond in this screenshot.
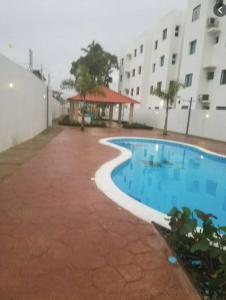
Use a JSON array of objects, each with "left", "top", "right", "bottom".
[{"left": 152, "top": 88, "right": 168, "bottom": 101}]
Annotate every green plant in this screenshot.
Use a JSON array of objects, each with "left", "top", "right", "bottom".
[
  {"left": 168, "top": 207, "right": 226, "bottom": 299},
  {"left": 152, "top": 81, "right": 183, "bottom": 135},
  {"left": 122, "top": 122, "right": 153, "bottom": 130}
]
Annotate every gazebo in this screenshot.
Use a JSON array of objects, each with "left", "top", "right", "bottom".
[{"left": 68, "top": 86, "right": 139, "bottom": 125}]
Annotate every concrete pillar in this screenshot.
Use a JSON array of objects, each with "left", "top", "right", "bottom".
[
  {"left": 129, "top": 104, "right": 134, "bottom": 125},
  {"left": 118, "top": 103, "right": 122, "bottom": 124},
  {"left": 109, "top": 105, "right": 114, "bottom": 125}
]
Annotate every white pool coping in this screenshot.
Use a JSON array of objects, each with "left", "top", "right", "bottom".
[{"left": 95, "top": 136, "right": 226, "bottom": 229}]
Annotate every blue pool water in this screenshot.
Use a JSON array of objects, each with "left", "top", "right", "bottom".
[{"left": 111, "top": 138, "right": 226, "bottom": 227}]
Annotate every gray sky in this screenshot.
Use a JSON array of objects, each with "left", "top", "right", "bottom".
[{"left": 0, "top": 0, "right": 187, "bottom": 92}]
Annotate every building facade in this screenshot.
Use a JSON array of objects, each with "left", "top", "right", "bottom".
[{"left": 119, "top": 0, "right": 226, "bottom": 114}]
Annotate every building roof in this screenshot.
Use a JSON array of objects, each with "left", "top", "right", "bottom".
[{"left": 68, "top": 86, "right": 140, "bottom": 105}]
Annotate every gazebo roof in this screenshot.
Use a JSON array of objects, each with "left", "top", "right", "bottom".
[{"left": 68, "top": 86, "right": 140, "bottom": 105}]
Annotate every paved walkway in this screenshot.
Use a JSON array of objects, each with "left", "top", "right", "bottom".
[{"left": 2, "top": 126, "right": 224, "bottom": 299}]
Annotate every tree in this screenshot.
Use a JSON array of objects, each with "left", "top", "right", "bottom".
[
  {"left": 152, "top": 81, "right": 183, "bottom": 135},
  {"left": 61, "top": 64, "right": 103, "bottom": 131},
  {"left": 61, "top": 41, "right": 118, "bottom": 131},
  {"left": 70, "top": 41, "right": 118, "bottom": 87}
]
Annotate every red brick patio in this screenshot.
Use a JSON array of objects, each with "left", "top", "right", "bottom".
[{"left": 2, "top": 126, "right": 225, "bottom": 299}]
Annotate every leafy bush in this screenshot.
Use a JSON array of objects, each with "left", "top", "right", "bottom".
[
  {"left": 167, "top": 207, "right": 226, "bottom": 299},
  {"left": 59, "top": 115, "right": 106, "bottom": 128},
  {"left": 122, "top": 122, "right": 153, "bottom": 130}
]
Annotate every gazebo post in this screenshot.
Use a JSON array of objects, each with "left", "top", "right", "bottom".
[
  {"left": 74, "top": 102, "right": 79, "bottom": 123},
  {"left": 109, "top": 104, "right": 114, "bottom": 125},
  {"left": 118, "top": 103, "right": 122, "bottom": 124},
  {"left": 69, "top": 100, "right": 74, "bottom": 122},
  {"left": 129, "top": 103, "right": 134, "bottom": 125}
]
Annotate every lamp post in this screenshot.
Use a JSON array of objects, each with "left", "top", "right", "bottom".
[{"left": 186, "top": 97, "right": 193, "bottom": 135}]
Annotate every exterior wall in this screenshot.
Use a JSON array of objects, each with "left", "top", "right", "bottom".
[
  {"left": 0, "top": 54, "right": 62, "bottom": 152},
  {"left": 118, "top": 0, "right": 226, "bottom": 142},
  {"left": 118, "top": 32, "right": 152, "bottom": 107},
  {"left": 120, "top": 107, "right": 226, "bottom": 142},
  {"left": 147, "top": 10, "right": 184, "bottom": 110},
  {"left": 177, "top": 0, "right": 226, "bottom": 111},
  {"left": 52, "top": 97, "right": 64, "bottom": 120}
]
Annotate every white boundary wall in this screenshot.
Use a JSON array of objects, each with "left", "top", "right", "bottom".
[
  {"left": 0, "top": 54, "right": 63, "bottom": 152},
  {"left": 118, "top": 106, "right": 226, "bottom": 142}
]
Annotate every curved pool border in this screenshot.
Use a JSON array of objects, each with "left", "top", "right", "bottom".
[{"left": 95, "top": 137, "right": 226, "bottom": 229}]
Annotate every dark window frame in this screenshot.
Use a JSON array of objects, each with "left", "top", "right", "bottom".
[
  {"left": 189, "top": 40, "right": 197, "bottom": 55},
  {"left": 160, "top": 55, "right": 165, "bottom": 67},
  {"left": 185, "top": 73, "right": 193, "bottom": 87},
  {"left": 154, "top": 40, "right": 158, "bottom": 50},
  {"left": 162, "top": 28, "right": 167, "bottom": 40},
  {"left": 140, "top": 44, "right": 144, "bottom": 53},
  {"left": 220, "top": 70, "right": 226, "bottom": 85},
  {"left": 192, "top": 4, "right": 201, "bottom": 22}
]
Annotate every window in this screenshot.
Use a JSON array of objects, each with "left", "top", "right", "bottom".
[
  {"left": 207, "top": 71, "right": 214, "bottom": 80},
  {"left": 155, "top": 40, "right": 158, "bottom": 50},
  {"left": 155, "top": 106, "right": 159, "bottom": 110},
  {"left": 189, "top": 40, "right": 197, "bottom": 55},
  {"left": 131, "top": 88, "right": 134, "bottom": 96},
  {"left": 140, "top": 44, "right": 144, "bottom": 53},
  {"left": 215, "top": 36, "right": 219, "bottom": 44},
  {"left": 185, "top": 74, "right": 193, "bottom": 87},
  {"left": 127, "top": 72, "right": 130, "bottom": 79},
  {"left": 175, "top": 26, "right": 180, "bottom": 37},
  {"left": 192, "top": 4, "right": 201, "bottom": 22},
  {"left": 134, "top": 49, "right": 137, "bottom": 57},
  {"left": 132, "top": 69, "right": 136, "bottom": 77},
  {"left": 138, "top": 66, "right": 142, "bottom": 75},
  {"left": 120, "top": 74, "right": 123, "bottom": 81},
  {"left": 121, "top": 58, "right": 124, "bottom": 65},
  {"left": 152, "top": 63, "right": 156, "bottom": 73},
  {"left": 172, "top": 54, "right": 177, "bottom": 65},
  {"left": 160, "top": 55, "right": 165, "bottom": 67},
  {"left": 157, "top": 81, "right": 162, "bottom": 91},
  {"left": 136, "top": 87, "right": 140, "bottom": 95},
  {"left": 220, "top": 70, "right": 226, "bottom": 85},
  {"left": 181, "top": 105, "right": 189, "bottom": 110},
  {"left": 150, "top": 85, "right": 154, "bottom": 94},
  {"left": 162, "top": 28, "right": 167, "bottom": 40}
]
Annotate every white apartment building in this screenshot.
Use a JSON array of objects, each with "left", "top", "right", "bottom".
[
  {"left": 177, "top": 0, "right": 226, "bottom": 111},
  {"left": 118, "top": 32, "right": 152, "bottom": 107},
  {"left": 119, "top": 0, "right": 226, "bottom": 113}
]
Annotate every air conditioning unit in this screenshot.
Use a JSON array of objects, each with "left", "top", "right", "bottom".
[
  {"left": 207, "top": 17, "right": 219, "bottom": 27},
  {"left": 199, "top": 94, "right": 210, "bottom": 103}
]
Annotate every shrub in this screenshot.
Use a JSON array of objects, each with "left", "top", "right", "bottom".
[
  {"left": 167, "top": 207, "right": 226, "bottom": 299},
  {"left": 58, "top": 115, "right": 106, "bottom": 128},
  {"left": 122, "top": 122, "right": 153, "bottom": 130}
]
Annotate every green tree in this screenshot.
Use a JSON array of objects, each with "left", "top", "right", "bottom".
[
  {"left": 70, "top": 41, "right": 118, "bottom": 87},
  {"left": 152, "top": 81, "right": 183, "bottom": 135},
  {"left": 61, "top": 64, "right": 102, "bottom": 131}
]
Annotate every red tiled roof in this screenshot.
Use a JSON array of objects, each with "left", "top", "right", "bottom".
[{"left": 68, "top": 86, "right": 140, "bottom": 105}]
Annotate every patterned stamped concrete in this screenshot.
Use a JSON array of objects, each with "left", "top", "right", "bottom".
[{"left": 2, "top": 126, "right": 224, "bottom": 299}]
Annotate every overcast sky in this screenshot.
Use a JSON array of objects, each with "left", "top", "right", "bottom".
[{"left": 0, "top": 0, "right": 187, "bottom": 92}]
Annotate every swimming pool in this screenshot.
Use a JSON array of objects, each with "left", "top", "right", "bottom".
[{"left": 95, "top": 138, "right": 226, "bottom": 225}]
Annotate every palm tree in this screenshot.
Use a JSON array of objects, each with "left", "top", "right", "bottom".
[
  {"left": 61, "top": 64, "right": 103, "bottom": 131},
  {"left": 152, "top": 81, "right": 183, "bottom": 135}
]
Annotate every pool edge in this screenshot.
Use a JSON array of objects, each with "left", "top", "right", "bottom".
[{"left": 95, "top": 136, "right": 226, "bottom": 229}]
